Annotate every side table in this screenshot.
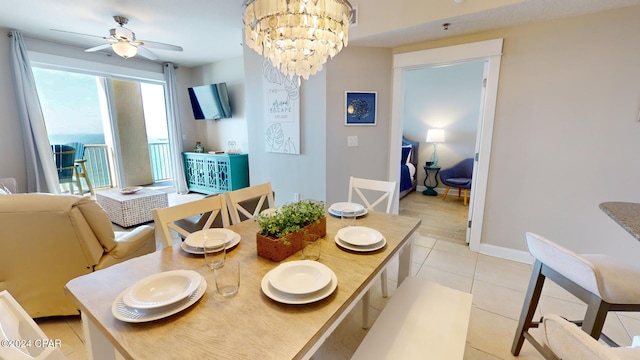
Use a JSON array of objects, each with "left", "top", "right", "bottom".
[
  {"left": 96, "top": 188, "right": 168, "bottom": 227},
  {"left": 423, "top": 166, "right": 441, "bottom": 196}
]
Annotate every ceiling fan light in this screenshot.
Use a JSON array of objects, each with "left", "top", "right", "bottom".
[{"left": 112, "top": 41, "right": 137, "bottom": 59}]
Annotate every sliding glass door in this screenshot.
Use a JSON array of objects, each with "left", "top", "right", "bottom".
[{"left": 32, "top": 67, "right": 171, "bottom": 191}]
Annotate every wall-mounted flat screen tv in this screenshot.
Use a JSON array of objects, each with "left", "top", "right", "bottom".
[{"left": 187, "top": 83, "right": 232, "bottom": 120}]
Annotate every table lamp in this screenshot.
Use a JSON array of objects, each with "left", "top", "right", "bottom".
[{"left": 426, "top": 129, "right": 445, "bottom": 167}]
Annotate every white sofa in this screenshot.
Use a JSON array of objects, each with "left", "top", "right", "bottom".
[{"left": 0, "top": 193, "right": 156, "bottom": 318}]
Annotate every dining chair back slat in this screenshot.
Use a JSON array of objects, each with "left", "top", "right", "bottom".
[
  {"left": 152, "top": 195, "right": 229, "bottom": 248},
  {"left": 348, "top": 176, "right": 397, "bottom": 214},
  {"left": 225, "top": 182, "right": 275, "bottom": 224}
]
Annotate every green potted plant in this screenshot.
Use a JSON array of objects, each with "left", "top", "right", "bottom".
[{"left": 255, "top": 200, "right": 326, "bottom": 261}]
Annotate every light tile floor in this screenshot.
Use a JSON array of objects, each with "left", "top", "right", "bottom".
[{"left": 34, "top": 191, "right": 640, "bottom": 359}]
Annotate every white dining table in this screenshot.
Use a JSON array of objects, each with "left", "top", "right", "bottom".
[{"left": 65, "top": 211, "right": 421, "bottom": 360}]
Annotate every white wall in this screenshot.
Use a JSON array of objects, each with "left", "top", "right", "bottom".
[
  {"left": 325, "top": 46, "right": 393, "bottom": 206},
  {"left": 189, "top": 57, "right": 248, "bottom": 154},
  {"left": 402, "top": 61, "right": 484, "bottom": 187},
  {"left": 243, "top": 45, "right": 327, "bottom": 205},
  {"left": 396, "top": 6, "right": 640, "bottom": 263}
]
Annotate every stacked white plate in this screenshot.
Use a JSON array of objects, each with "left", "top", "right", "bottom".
[
  {"left": 261, "top": 260, "right": 337, "bottom": 304},
  {"left": 181, "top": 228, "right": 241, "bottom": 255},
  {"left": 328, "top": 202, "right": 368, "bottom": 218},
  {"left": 112, "top": 269, "right": 206, "bottom": 323},
  {"left": 334, "top": 226, "right": 387, "bottom": 252}
]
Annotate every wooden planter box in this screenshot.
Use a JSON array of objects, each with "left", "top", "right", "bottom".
[{"left": 256, "top": 217, "right": 326, "bottom": 262}]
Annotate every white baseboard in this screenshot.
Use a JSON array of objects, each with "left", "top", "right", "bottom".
[
  {"left": 411, "top": 186, "right": 533, "bottom": 265},
  {"left": 478, "top": 243, "right": 533, "bottom": 264}
]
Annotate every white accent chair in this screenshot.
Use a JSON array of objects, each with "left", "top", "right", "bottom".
[
  {"left": 224, "top": 182, "right": 275, "bottom": 225},
  {"left": 152, "top": 194, "right": 229, "bottom": 248},
  {"left": 0, "top": 290, "right": 66, "bottom": 359},
  {"left": 347, "top": 176, "right": 397, "bottom": 328},
  {"left": 543, "top": 314, "right": 640, "bottom": 360},
  {"left": 512, "top": 232, "right": 640, "bottom": 357}
]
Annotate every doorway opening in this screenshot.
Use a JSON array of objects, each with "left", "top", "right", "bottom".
[
  {"left": 389, "top": 39, "right": 504, "bottom": 252},
  {"left": 400, "top": 60, "right": 485, "bottom": 243}
]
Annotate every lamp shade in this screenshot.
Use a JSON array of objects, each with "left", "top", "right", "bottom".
[
  {"left": 426, "top": 129, "right": 445, "bottom": 143},
  {"left": 112, "top": 42, "right": 137, "bottom": 59}
]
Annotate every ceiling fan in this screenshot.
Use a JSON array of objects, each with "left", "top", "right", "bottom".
[{"left": 52, "top": 16, "right": 183, "bottom": 60}]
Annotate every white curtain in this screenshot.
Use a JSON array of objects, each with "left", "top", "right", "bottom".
[
  {"left": 9, "top": 30, "right": 59, "bottom": 193},
  {"left": 163, "top": 63, "right": 188, "bottom": 194}
]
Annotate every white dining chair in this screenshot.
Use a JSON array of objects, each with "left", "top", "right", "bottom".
[
  {"left": 348, "top": 176, "right": 397, "bottom": 328},
  {"left": 152, "top": 194, "right": 229, "bottom": 248},
  {"left": 0, "top": 290, "right": 66, "bottom": 360},
  {"left": 348, "top": 176, "right": 396, "bottom": 214},
  {"left": 224, "top": 182, "right": 275, "bottom": 225}
]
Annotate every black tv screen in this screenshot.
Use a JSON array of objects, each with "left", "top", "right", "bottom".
[{"left": 187, "top": 83, "right": 232, "bottom": 120}]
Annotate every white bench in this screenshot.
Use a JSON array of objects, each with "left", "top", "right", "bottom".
[{"left": 351, "top": 277, "right": 472, "bottom": 360}]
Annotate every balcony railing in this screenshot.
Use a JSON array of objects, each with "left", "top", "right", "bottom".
[
  {"left": 84, "top": 145, "right": 113, "bottom": 189},
  {"left": 84, "top": 142, "right": 172, "bottom": 189},
  {"left": 149, "top": 142, "right": 173, "bottom": 182}
]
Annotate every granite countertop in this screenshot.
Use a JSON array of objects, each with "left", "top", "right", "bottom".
[{"left": 599, "top": 202, "right": 640, "bottom": 241}]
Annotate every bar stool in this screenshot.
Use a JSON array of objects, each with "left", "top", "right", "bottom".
[{"left": 512, "top": 232, "right": 640, "bottom": 357}]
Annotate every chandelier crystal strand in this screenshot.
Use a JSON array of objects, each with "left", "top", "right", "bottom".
[{"left": 243, "top": 0, "right": 353, "bottom": 80}]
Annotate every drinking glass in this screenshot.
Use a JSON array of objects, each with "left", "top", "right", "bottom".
[
  {"left": 302, "top": 233, "right": 321, "bottom": 261},
  {"left": 215, "top": 260, "right": 240, "bottom": 297},
  {"left": 341, "top": 209, "right": 357, "bottom": 228},
  {"left": 203, "top": 238, "right": 226, "bottom": 270}
]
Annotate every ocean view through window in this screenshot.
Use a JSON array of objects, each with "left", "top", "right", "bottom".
[{"left": 32, "top": 67, "right": 172, "bottom": 190}]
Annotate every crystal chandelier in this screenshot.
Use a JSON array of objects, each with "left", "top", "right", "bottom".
[{"left": 243, "top": 0, "right": 353, "bottom": 80}]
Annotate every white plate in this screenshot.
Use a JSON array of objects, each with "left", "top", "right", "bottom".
[
  {"left": 260, "top": 208, "right": 280, "bottom": 216},
  {"left": 122, "top": 270, "right": 202, "bottom": 309},
  {"left": 268, "top": 261, "right": 332, "bottom": 295},
  {"left": 184, "top": 228, "right": 236, "bottom": 249},
  {"left": 181, "top": 233, "right": 240, "bottom": 255},
  {"left": 328, "top": 202, "right": 367, "bottom": 217},
  {"left": 120, "top": 186, "right": 142, "bottom": 194},
  {"left": 261, "top": 268, "right": 338, "bottom": 305},
  {"left": 334, "top": 235, "right": 387, "bottom": 252},
  {"left": 113, "top": 276, "right": 206, "bottom": 323},
  {"left": 337, "top": 226, "right": 383, "bottom": 246}
]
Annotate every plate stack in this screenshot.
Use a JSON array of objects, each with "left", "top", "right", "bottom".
[
  {"left": 181, "top": 228, "right": 241, "bottom": 255},
  {"left": 261, "top": 260, "right": 337, "bottom": 304},
  {"left": 334, "top": 226, "right": 387, "bottom": 252},
  {"left": 328, "top": 202, "right": 368, "bottom": 218},
  {"left": 112, "top": 270, "right": 206, "bottom": 323}
]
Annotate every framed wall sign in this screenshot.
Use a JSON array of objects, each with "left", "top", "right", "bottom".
[
  {"left": 263, "top": 59, "right": 300, "bottom": 154},
  {"left": 345, "top": 91, "right": 377, "bottom": 126}
]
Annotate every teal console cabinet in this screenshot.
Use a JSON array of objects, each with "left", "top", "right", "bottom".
[{"left": 183, "top": 152, "right": 249, "bottom": 194}]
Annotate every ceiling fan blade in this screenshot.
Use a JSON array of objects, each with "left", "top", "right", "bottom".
[
  {"left": 136, "top": 46, "right": 159, "bottom": 60},
  {"left": 85, "top": 44, "right": 112, "bottom": 53},
  {"left": 136, "top": 40, "right": 183, "bottom": 52},
  {"left": 51, "top": 29, "right": 106, "bottom": 39}
]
